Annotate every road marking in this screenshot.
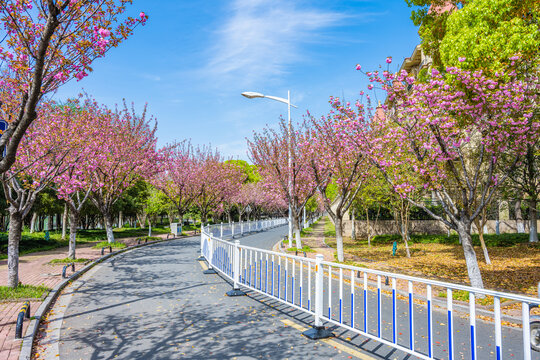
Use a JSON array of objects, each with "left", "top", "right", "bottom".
[
  {"left": 198, "top": 261, "right": 209, "bottom": 270},
  {"left": 281, "top": 319, "right": 376, "bottom": 360}
]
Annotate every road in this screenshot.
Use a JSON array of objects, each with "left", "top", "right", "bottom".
[
  {"left": 50, "top": 229, "right": 359, "bottom": 359},
  {"left": 46, "top": 225, "right": 538, "bottom": 359}
]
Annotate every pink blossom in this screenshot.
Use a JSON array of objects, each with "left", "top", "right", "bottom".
[
  {"left": 355, "top": 64, "right": 361, "bottom": 70},
  {"left": 458, "top": 57, "right": 466, "bottom": 62}
]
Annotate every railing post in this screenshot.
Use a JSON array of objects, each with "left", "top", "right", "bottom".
[
  {"left": 197, "top": 229, "right": 205, "bottom": 261},
  {"left": 226, "top": 240, "right": 246, "bottom": 297},
  {"left": 203, "top": 236, "right": 217, "bottom": 274},
  {"left": 303, "top": 254, "right": 333, "bottom": 339}
]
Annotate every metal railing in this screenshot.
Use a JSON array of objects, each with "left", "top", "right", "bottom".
[{"left": 200, "top": 221, "right": 540, "bottom": 360}]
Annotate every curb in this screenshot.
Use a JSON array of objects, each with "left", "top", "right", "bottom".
[{"left": 18, "top": 236, "right": 185, "bottom": 360}]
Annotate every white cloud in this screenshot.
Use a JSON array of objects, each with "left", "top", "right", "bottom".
[
  {"left": 205, "top": 0, "right": 346, "bottom": 86},
  {"left": 140, "top": 73, "right": 161, "bottom": 82}
]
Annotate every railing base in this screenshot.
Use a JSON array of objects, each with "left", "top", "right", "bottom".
[
  {"left": 226, "top": 288, "right": 246, "bottom": 297},
  {"left": 302, "top": 326, "right": 334, "bottom": 340},
  {"left": 203, "top": 268, "right": 217, "bottom": 274}
]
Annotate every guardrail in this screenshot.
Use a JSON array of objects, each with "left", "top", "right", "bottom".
[
  {"left": 15, "top": 301, "right": 31, "bottom": 339},
  {"left": 200, "top": 221, "right": 540, "bottom": 359}
]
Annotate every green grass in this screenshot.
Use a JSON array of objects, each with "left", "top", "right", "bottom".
[
  {"left": 369, "top": 232, "right": 540, "bottom": 247},
  {"left": 324, "top": 218, "right": 336, "bottom": 237},
  {"left": 437, "top": 289, "right": 509, "bottom": 306},
  {"left": 49, "top": 257, "right": 89, "bottom": 264},
  {"left": 0, "top": 226, "right": 172, "bottom": 259},
  {"left": 286, "top": 245, "right": 315, "bottom": 253},
  {"left": 92, "top": 241, "right": 126, "bottom": 249},
  {"left": 0, "top": 284, "right": 50, "bottom": 300}
]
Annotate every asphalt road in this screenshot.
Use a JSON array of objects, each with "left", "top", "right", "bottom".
[
  {"left": 51, "top": 226, "right": 538, "bottom": 360},
  {"left": 54, "top": 232, "right": 357, "bottom": 360}
]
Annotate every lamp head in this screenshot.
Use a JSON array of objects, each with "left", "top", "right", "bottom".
[{"left": 241, "top": 91, "right": 264, "bottom": 99}]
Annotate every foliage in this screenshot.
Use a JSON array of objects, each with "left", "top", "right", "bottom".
[
  {"left": 440, "top": 0, "right": 540, "bottom": 72},
  {"left": 369, "top": 232, "right": 539, "bottom": 247},
  {"left": 0, "top": 0, "right": 147, "bottom": 174}
]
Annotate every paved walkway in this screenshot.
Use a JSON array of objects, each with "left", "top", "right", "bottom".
[{"left": 0, "top": 231, "right": 188, "bottom": 360}]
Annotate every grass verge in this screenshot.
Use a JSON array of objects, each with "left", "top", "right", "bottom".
[
  {"left": 0, "top": 284, "right": 50, "bottom": 300},
  {"left": 92, "top": 241, "right": 126, "bottom": 249},
  {"left": 49, "top": 258, "right": 89, "bottom": 264}
]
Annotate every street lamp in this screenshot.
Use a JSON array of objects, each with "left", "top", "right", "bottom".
[{"left": 242, "top": 91, "right": 297, "bottom": 246}]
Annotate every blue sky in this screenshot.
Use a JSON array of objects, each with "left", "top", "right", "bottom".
[{"left": 54, "top": 0, "right": 421, "bottom": 160}]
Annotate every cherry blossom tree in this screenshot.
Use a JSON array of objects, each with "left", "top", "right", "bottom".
[
  {"left": 88, "top": 101, "right": 159, "bottom": 243},
  {"left": 248, "top": 118, "right": 317, "bottom": 248},
  {"left": 2, "top": 101, "right": 77, "bottom": 287},
  {"left": 51, "top": 97, "right": 108, "bottom": 259},
  {"left": 0, "top": 1, "right": 147, "bottom": 174},
  {"left": 193, "top": 146, "right": 244, "bottom": 223},
  {"left": 303, "top": 98, "right": 373, "bottom": 262},
  {"left": 362, "top": 63, "right": 538, "bottom": 288},
  {"left": 152, "top": 140, "right": 201, "bottom": 224}
]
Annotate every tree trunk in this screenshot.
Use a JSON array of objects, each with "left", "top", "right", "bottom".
[
  {"left": 474, "top": 217, "right": 491, "bottom": 264},
  {"left": 68, "top": 210, "right": 79, "bottom": 259},
  {"left": 293, "top": 215, "right": 302, "bottom": 249},
  {"left": 351, "top": 208, "right": 356, "bottom": 240},
  {"left": 529, "top": 198, "right": 538, "bottom": 243},
  {"left": 148, "top": 218, "right": 152, "bottom": 237},
  {"left": 62, "top": 204, "right": 68, "bottom": 240},
  {"left": 137, "top": 212, "right": 146, "bottom": 229},
  {"left": 7, "top": 211, "right": 23, "bottom": 288},
  {"left": 365, "top": 208, "right": 371, "bottom": 247},
  {"left": 29, "top": 212, "right": 37, "bottom": 233},
  {"left": 335, "top": 215, "right": 344, "bottom": 262},
  {"left": 400, "top": 223, "right": 411, "bottom": 258},
  {"left": 456, "top": 220, "right": 484, "bottom": 288},
  {"left": 515, "top": 199, "right": 524, "bottom": 233},
  {"left": 118, "top": 211, "right": 123, "bottom": 228},
  {"left": 104, "top": 212, "right": 115, "bottom": 243}
]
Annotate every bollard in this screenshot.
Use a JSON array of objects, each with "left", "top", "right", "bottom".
[
  {"left": 304, "top": 251, "right": 307, "bottom": 257},
  {"left": 15, "top": 301, "right": 30, "bottom": 339},
  {"left": 109, "top": 246, "right": 113, "bottom": 253},
  {"left": 303, "top": 254, "right": 333, "bottom": 339},
  {"left": 101, "top": 247, "right": 105, "bottom": 255},
  {"left": 62, "top": 263, "right": 75, "bottom": 278},
  {"left": 385, "top": 276, "right": 390, "bottom": 286},
  {"left": 138, "top": 238, "right": 141, "bottom": 245},
  {"left": 226, "top": 240, "right": 246, "bottom": 296},
  {"left": 295, "top": 250, "right": 298, "bottom": 256}
]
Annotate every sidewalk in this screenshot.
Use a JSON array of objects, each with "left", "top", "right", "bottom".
[{"left": 0, "top": 230, "right": 196, "bottom": 360}]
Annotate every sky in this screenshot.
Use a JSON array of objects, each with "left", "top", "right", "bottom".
[{"left": 54, "top": 0, "right": 421, "bottom": 160}]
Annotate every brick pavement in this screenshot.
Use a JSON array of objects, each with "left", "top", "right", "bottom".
[{"left": 0, "top": 230, "right": 195, "bottom": 360}]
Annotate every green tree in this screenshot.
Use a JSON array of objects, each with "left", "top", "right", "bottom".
[{"left": 440, "top": 0, "right": 540, "bottom": 71}]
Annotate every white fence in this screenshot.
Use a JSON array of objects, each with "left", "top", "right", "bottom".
[{"left": 200, "top": 220, "right": 540, "bottom": 360}]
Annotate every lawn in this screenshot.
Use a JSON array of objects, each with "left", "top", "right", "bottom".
[
  {"left": 0, "top": 226, "right": 171, "bottom": 260},
  {"left": 0, "top": 284, "right": 50, "bottom": 300},
  {"left": 324, "top": 217, "right": 540, "bottom": 296}
]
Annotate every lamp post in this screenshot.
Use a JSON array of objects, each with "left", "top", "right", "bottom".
[{"left": 242, "top": 91, "right": 297, "bottom": 246}]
